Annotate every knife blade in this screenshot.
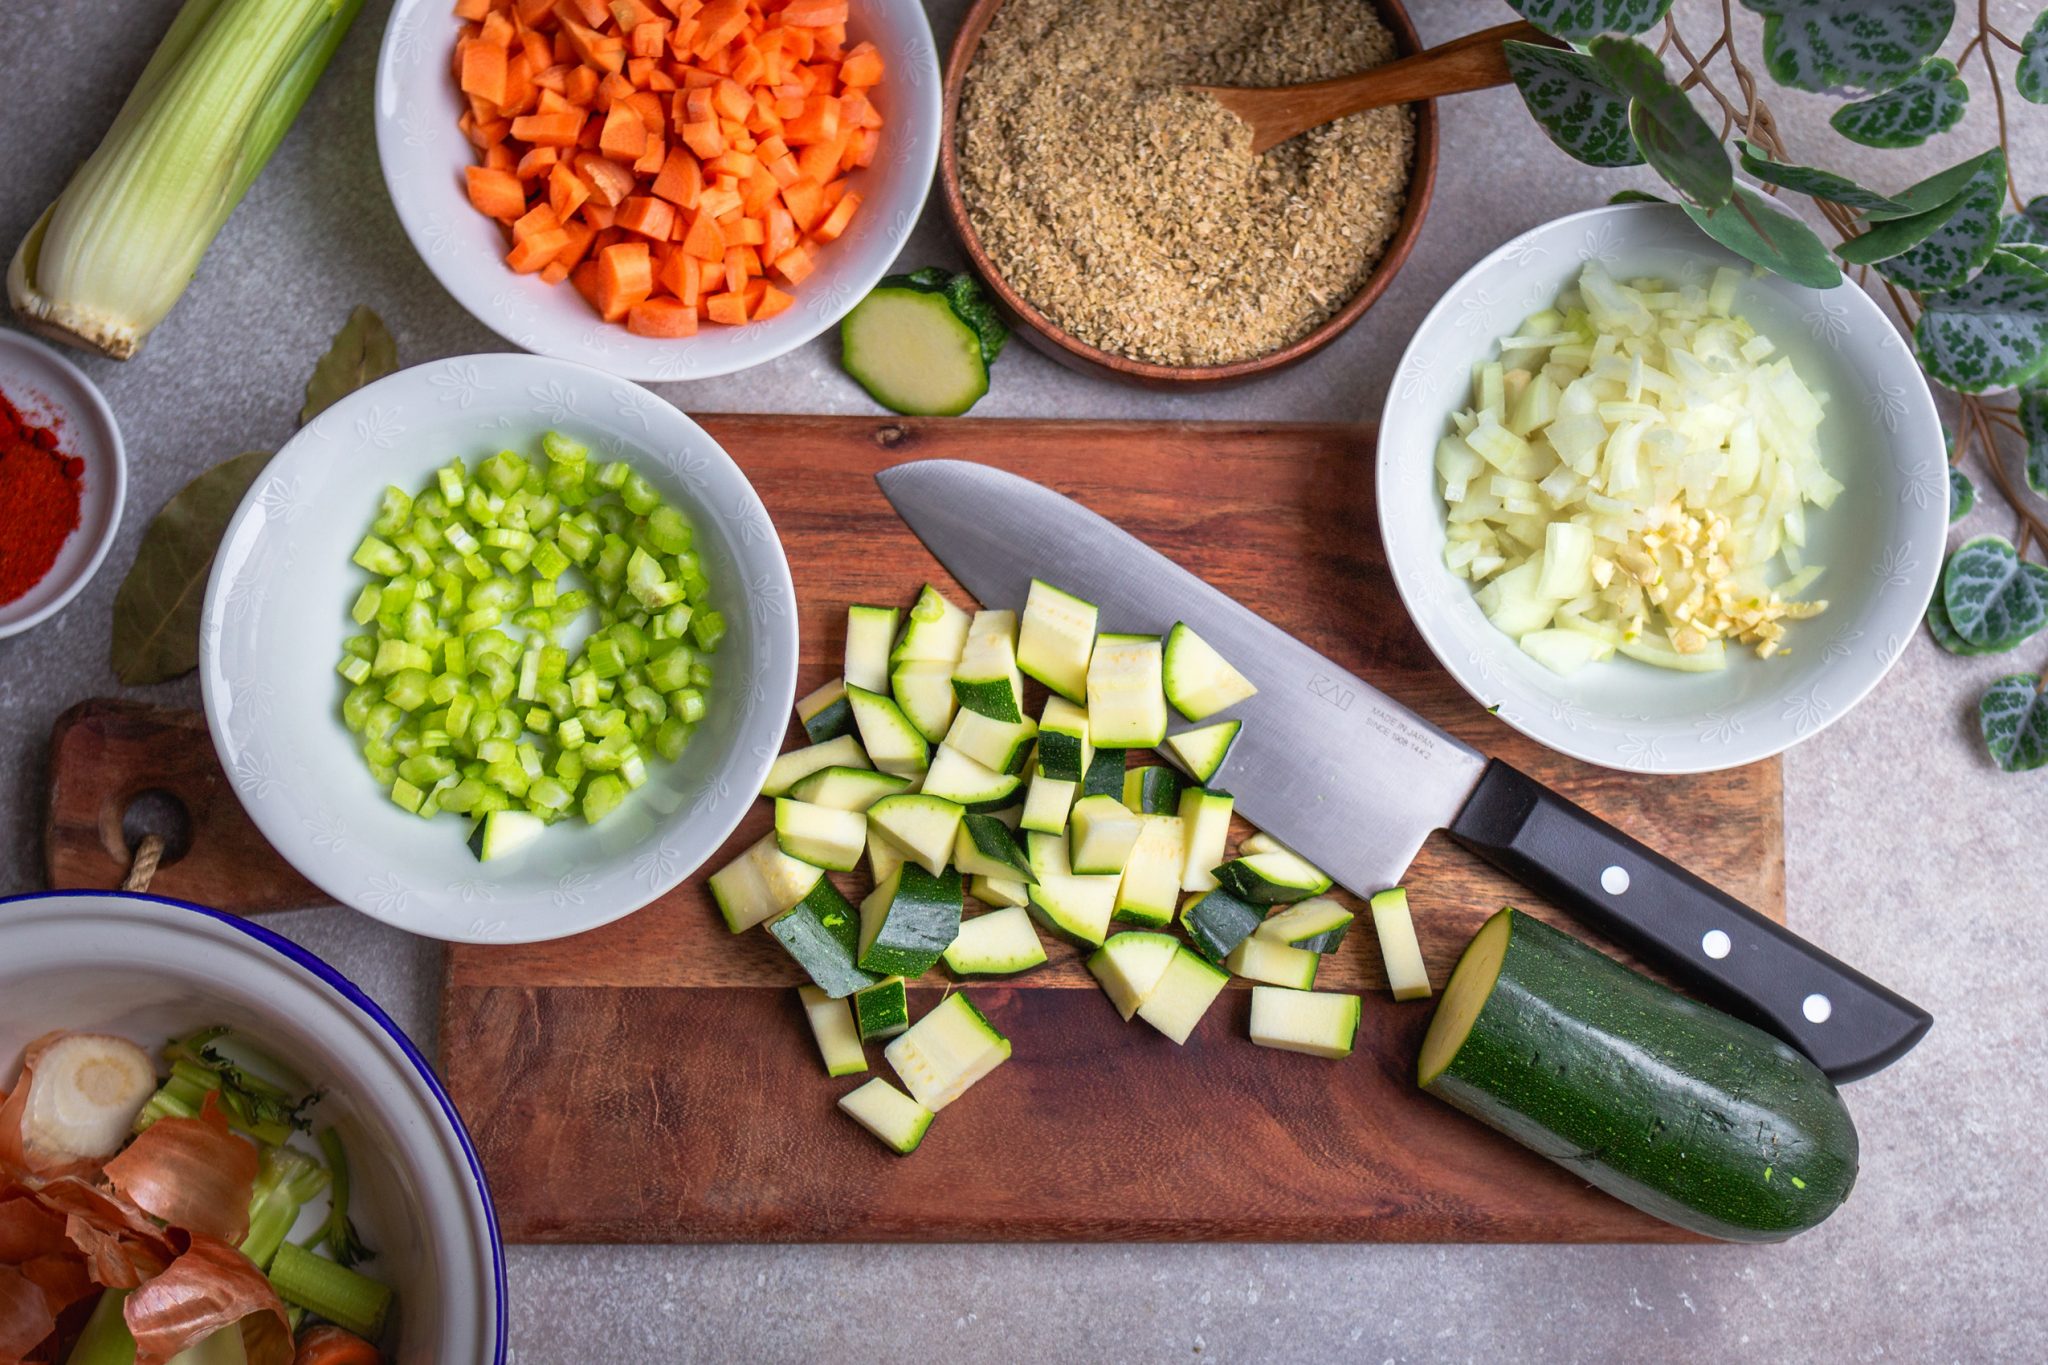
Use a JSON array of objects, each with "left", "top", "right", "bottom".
[{"left": 876, "top": 458, "right": 1930, "bottom": 1082}]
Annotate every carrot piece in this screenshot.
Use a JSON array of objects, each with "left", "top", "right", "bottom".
[
  {"left": 627, "top": 297, "right": 699, "bottom": 337},
  {"left": 571, "top": 259, "right": 605, "bottom": 312},
  {"left": 769, "top": 242, "right": 813, "bottom": 285},
  {"left": 738, "top": 164, "right": 779, "bottom": 216},
  {"left": 598, "top": 101, "right": 646, "bottom": 161},
  {"left": 843, "top": 127, "right": 877, "bottom": 170},
  {"left": 595, "top": 241, "right": 654, "bottom": 321},
  {"left": 711, "top": 77, "right": 753, "bottom": 121},
  {"left": 632, "top": 134, "right": 667, "bottom": 176},
  {"left": 730, "top": 215, "right": 766, "bottom": 246},
  {"left": 477, "top": 10, "right": 516, "bottom": 48},
  {"left": 681, "top": 119, "right": 726, "bottom": 159},
  {"left": 629, "top": 19, "right": 669, "bottom": 58},
  {"left": 625, "top": 89, "right": 667, "bottom": 132},
  {"left": 471, "top": 116, "right": 513, "bottom": 149},
  {"left": 540, "top": 259, "right": 573, "bottom": 285},
  {"left": 616, "top": 194, "right": 676, "bottom": 240},
  {"left": 631, "top": 59, "right": 676, "bottom": 90},
  {"left": 510, "top": 111, "right": 585, "bottom": 146},
  {"left": 554, "top": 218, "right": 599, "bottom": 269},
  {"left": 731, "top": 44, "right": 765, "bottom": 87},
  {"left": 648, "top": 147, "right": 704, "bottom": 209},
  {"left": 812, "top": 188, "right": 859, "bottom": 242},
  {"left": 657, "top": 249, "right": 697, "bottom": 302},
  {"left": 581, "top": 201, "right": 618, "bottom": 229},
  {"left": 512, "top": 202, "right": 564, "bottom": 242},
  {"left": 465, "top": 165, "right": 528, "bottom": 220},
  {"left": 460, "top": 39, "right": 510, "bottom": 106},
  {"left": 721, "top": 246, "right": 748, "bottom": 295},
  {"left": 565, "top": 64, "right": 600, "bottom": 104},
  {"left": 779, "top": 176, "right": 824, "bottom": 231},
  {"left": 782, "top": 94, "right": 839, "bottom": 146},
  {"left": 548, "top": 161, "right": 592, "bottom": 219},
  {"left": 705, "top": 291, "right": 750, "bottom": 325},
  {"left": 779, "top": 0, "right": 848, "bottom": 26},
  {"left": 696, "top": 183, "right": 743, "bottom": 219},
  {"left": 484, "top": 141, "right": 518, "bottom": 172},
  {"left": 754, "top": 283, "right": 794, "bottom": 320},
  {"left": 562, "top": 17, "right": 626, "bottom": 73},
  {"left": 555, "top": 0, "right": 610, "bottom": 25},
  {"left": 536, "top": 88, "right": 575, "bottom": 116},
  {"left": 763, "top": 203, "right": 796, "bottom": 264},
  {"left": 610, "top": 0, "right": 661, "bottom": 29},
  {"left": 516, "top": 145, "right": 561, "bottom": 180},
  {"left": 794, "top": 133, "right": 847, "bottom": 185},
  {"left": 499, "top": 51, "right": 537, "bottom": 117},
  {"left": 508, "top": 227, "right": 570, "bottom": 273},
  {"left": 518, "top": 0, "right": 556, "bottom": 23},
  {"left": 838, "top": 40, "right": 883, "bottom": 87},
  {"left": 292, "top": 1325, "right": 384, "bottom": 1365},
  {"left": 455, "top": 0, "right": 492, "bottom": 19},
  {"left": 574, "top": 152, "right": 636, "bottom": 205},
  {"left": 680, "top": 209, "right": 726, "bottom": 260},
  {"left": 692, "top": 0, "right": 748, "bottom": 56}
]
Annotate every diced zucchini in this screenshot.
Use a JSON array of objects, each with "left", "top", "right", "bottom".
[
  {"left": 1114, "top": 815, "right": 1184, "bottom": 929},
  {"left": 1163, "top": 720, "right": 1240, "bottom": 784},
  {"left": 769, "top": 880, "right": 877, "bottom": 998},
  {"left": 890, "top": 584, "right": 972, "bottom": 664},
  {"left": 857, "top": 863, "right": 963, "bottom": 977},
  {"left": 787, "top": 765, "right": 911, "bottom": 813},
  {"left": 1176, "top": 788, "right": 1233, "bottom": 893},
  {"left": 1249, "top": 986, "right": 1362, "bottom": 1060},
  {"left": 1081, "top": 746, "right": 1126, "bottom": 798},
  {"left": 919, "top": 745, "right": 1024, "bottom": 810},
  {"left": 1162, "top": 622, "right": 1257, "bottom": 721},
  {"left": 1016, "top": 579, "right": 1098, "bottom": 703},
  {"left": 943, "top": 707, "right": 1038, "bottom": 775},
  {"left": 836, "top": 1076, "right": 930, "bottom": 1153},
  {"left": 889, "top": 659, "right": 958, "bottom": 744},
  {"left": 1370, "top": 887, "right": 1432, "bottom": 1001},
  {"left": 1023, "top": 831, "right": 1119, "bottom": 947},
  {"left": 885, "top": 992, "right": 1011, "bottom": 1111},
  {"left": 866, "top": 792, "right": 964, "bottom": 877},
  {"left": 773, "top": 798, "right": 866, "bottom": 871},
  {"left": 1068, "top": 794, "right": 1142, "bottom": 875},
  {"left": 853, "top": 976, "right": 911, "bottom": 1041},
  {"left": 942, "top": 906, "right": 1047, "bottom": 976},
  {"left": 709, "top": 833, "right": 825, "bottom": 932},
  {"left": 1255, "top": 896, "right": 1354, "bottom": 954},
  {"left": 969, "top": 873, "right": 1029, "bottom": 908},
  {"left": 1224, "top": 934, "right": 1320, "bottom": 990},
  {"left": 467, "top": 810, "right": 544, "bottom": 863},
  {"left": 1086, "top": 634, "right": 1167, "bottom": 747},
  {"left": 1018, "top": 772, "right": 1078, "bottom": 835},
  {"left": 841, "top": 284, "right": 992, "bottom": 417},
  {"left": 1239, "top": 832, "right": 1288, "bottom": 857},
  {"left": 1214, "top": 849, "right": 1333, "bottom": 905},
  {"left": 1085, "top": 931, "right": 1181, "bottom": 1021},
  {"left": 867, "top": 827, "right": 905, "bottom": 883},
  {"left": 953, "top": 812, "right": 1032, "bottom": 880},
  {"left": 1034, "top": 695, "right": 1092, "bottom": 782},
  {"left": 1134, "top": 946, "right": 1231, "bottom": 1045},
  {"left": 795, "top": 677, "right": 855, "bottom": 744},
  {"left": 761, "top": 735, "right": 871, "bottom": 798},
  {"left": 846, "top": 684, "right": 930, "bottom": 777},
  {"left": 1121, "top": 765, "right": 1183, "bottom": 815},
  {"left": 1181, "top": 886, "right": 1265, "bottom": 963},
  {"left": 799, "top": 986, "right": 868, "bottom": 1076},
  {"left": 952, "top": 610, "right": 1025, "bottom": 722},
  {"left": 845, "top": 604, "right": 901, "bottom": 692}
]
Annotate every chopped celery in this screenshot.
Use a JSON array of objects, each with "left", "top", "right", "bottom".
[{"left": 271, "top": 1241, "right": 391, "bottom": 1339}]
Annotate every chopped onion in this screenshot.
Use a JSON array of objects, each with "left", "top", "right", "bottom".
[
  {"left": 15, "top": 1034, "right": 156, "bottom": 1167},
  {"left": 1439, "top": 264, "right": 1833, "bottom": 675}
]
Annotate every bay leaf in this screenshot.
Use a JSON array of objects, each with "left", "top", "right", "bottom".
[
  {"left": 110, "top": 451, "right": 273, "bottom": 685},
  {"left": 300, "top": 306, "right": 397, "bottom": 424}
]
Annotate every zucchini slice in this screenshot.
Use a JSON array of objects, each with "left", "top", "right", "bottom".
[
  {"left": 1034, "top": 695, "right": 1092, "bottom": 782},
  {"left": 867, "top": 826, "right": 905, "bottom": 884},
  {"left": 1080, "top": 746, "right": 1127, "bottom": 799},
  {"left": 468, "top": 810, "right": 544, "bottom": 863},
  {"left": 709, "top": 833, "right": 825, "bottom": 932},
  {"left": 1086, "top": 634, "right": 1168, "bottom": 747},
  {"left": 953, "top": 812, "right": 1032, "bottom": 880},
  {"left": 1181, "top": 885, "right": 1265, "bottom": 963},
  {"left": 841, "top": 283, "right": 994, "bottom": 418},
  {"left": 952, "top": 610, "right": 1025, "bottom": 722},
  {"left": 1018, "top": 772, "right": 1078, "bottom": 836},
  {"left": 1225, "top": 934, "right": 1320, "bottom": 990},
  {"left": 1023, "top": 831, "right": 1119, "bottom": 947},
  {"left": 1134, "top": 946, "right": 1231, "bottom": 1045},
  {"left": 885, "top": 992, "right": 1012, "bottom": 1111},
  {"left": 891, "top": 584, "right": 972, "bottom": 665},
  {"left": 773, "top": 797, "right": 866, "bottom": 872},
  {"left": 1176, "top": 788, "right": 1233, "bottom": 893},
  {"left": 1067, "top": 794, "right": 1142, "bottom": 875},
  {"left": 1113, "top": 814, "right": 1184, "bottom": 929},
  {"left": 1162, "top": 623, "right": 1257, "bottom": 721},
  {"left": 1163, "top": 720, "right": 1241, "bottom": 785},
  {"left": 969, "top": 873, "right": 1029, "bottom": 908},
  {"left": 944, "top": 706, "right": 1038, "bottom": 775},
  {"left": 866, "top": 793, "right": 964, "bottom": 876},
  {"left": 852, "top": 976, "right": 911, "bottom": 1041},
  {"left": 787, "top": 765, "right": 911, "bottom": 813},
  {"left": 1017, "top": 579, "right": 1098, "bottom": 702},
  {"left": 1420, "top": 909, "right": 1860, "bottom": 1242},
  {"left": 856, "top": 864, "right": 963, "bottom": 977},
  {"left": 1121, "top": 765, "right": 1184, "bottom": 815},
  {"left": 919, "top": 745, "right": 1024, "bottom": 810},
  {"left": 845, "top": 604, "right": 901, "bottom": 693},
  {"left": 889, "top": 659, "right": 959, "bottom": 744},
  {"left": 799, "top": 985, "right": 868, "bottom": 1077},
  {"left": 1214, "top": 849, "right": 1334, "bottom": 905},
  {"left": 771, "top": 880, "right": 878, "bottom": 998},
  {"left": 1370, "top": 888, "right": 1431, "bottom": 1001},
  {"left": 761, "top": 734, "right": 871, "bottom": 798},
  {"left": 943, "top": 906, "right": 1048, "bottom": 976},
  {"left": 796, "top": 677, "right": 856, "bottom": 744},
  {"left": 1085, "top": 931, "right": 1180, "bottom": 1021},
  {"left": 846, "top": 684, "right": 931, "bottom": 777},
  {"left": 1249, "top": 987, "right": 1362, "bottom": 1060},
  {"left": 1254, "top": 896, "right": 1354, "bottom": 954},
  {"left": 836, "top": 1076, "right": 931, "bottom": 1154}
]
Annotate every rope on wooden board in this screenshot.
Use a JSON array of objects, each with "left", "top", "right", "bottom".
[{"left": 121, "top": 833, "right": 165, "bottom": 892}]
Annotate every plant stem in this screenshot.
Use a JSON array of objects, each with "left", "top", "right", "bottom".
[{"left": 1978, "top": 0, "right": 2025, "bottom": 211}]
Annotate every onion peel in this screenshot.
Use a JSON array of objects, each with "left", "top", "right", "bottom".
[
  {"left": 124, "top": 1234, "right": 294, "bottom": 1365},
  {"left": 0, "top": 1198, "right": 68, "bottom": 1264},
  {"left": 0, "top": 1263, "right": 55, "bottom": 1365},
  {"left": 0, "top": 1035, "right": 104, "bottom": 1181},
  {"left": 102, "top": 1093, "right": 258, "bottom": 1245}
]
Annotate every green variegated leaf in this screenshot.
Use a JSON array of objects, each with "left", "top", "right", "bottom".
[
  {"left": 1743, "top": 0, "right": 1955, "bottom": 95},
  {"left": 1505, "top": 0, "right": 1675, "bottom": 40},
  {"left": 2006, "top": 197, "right": 2048, "bottom": 247},
  {"left": 1949, "top": 464, "right": 1976, "bottom": 522},
  {"left": 1915, "top": 250, "right": 2048, "bottom": 392},
  {"left": 1839, "top": 150, "right": 2003, "bottom": 268},
  {"left": 1927, "top": 585, "right": 2008, "bottom": 653},
  {"left": 1944, "top": 534, "right": 2048, "bottom": 649},
  {"left": 1733, "top": 140, "right": 1909, "bottom": 213},
  {"left": 1588, "top": 37, "right": 1732, "bottom": 209},
  {"left": 1830, "top": 57, "right": 1968, "bottom": 147},
  {"left": 1868, "top": 149, "right": 2006, "bottom": 220},
  {"left": 1609, "top": 189, "right": 1666, "bottom": 204},
  {"left": 1504, "top": 42, "right": 1644, "bottom": 169},
  {"left": 1682, "top": 186, "right": 1842, "bottom": 288},
  {"left": 2020, "top": 9, "right": 2048, "bottom": 103},
  {"left": 1868, "top": 149, "right": 2006, "bottom": 291},
  {"left": 2023, "top": 388, "right": 2048, "bottom": 494},
  {"left": 1980, "top": 674, "right": 2048, "bottom": 772}
]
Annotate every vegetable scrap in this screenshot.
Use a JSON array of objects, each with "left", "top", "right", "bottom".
[{"left": 0, "top": 390, "right": 83, "bottom": 608}]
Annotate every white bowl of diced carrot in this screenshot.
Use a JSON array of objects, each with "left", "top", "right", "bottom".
[{"left": 374, "top": 0, "right": 940, "bottom": 382}]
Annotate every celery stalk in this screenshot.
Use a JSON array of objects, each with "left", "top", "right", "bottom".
[
  {"left": 63, "top": 1291, "right": 135, "bottom": 1365},
  {"left": 269, "top": 1242, "right": 391, "bottom": 1339},
  {"left": 241, "top": 1144, "right": 331, "bottom": 1271},
  {"left": 8, "top": 0, "right": 364, "bottom": 359}
]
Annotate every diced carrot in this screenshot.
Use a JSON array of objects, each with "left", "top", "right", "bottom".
[
  {"left": 617, "top": 194, "right": 676, "bottom": 239},
  {"left": 555, "top": 218, "right": 599, "bottom": 269},
  {"left": 632, "top": 134, "right": 667, "bottom": 175},
  {"left": 680, "top": 209, "right": 725, "bottom": 260},
  {"left": 712, "top": 77, "right": 753, "bottom": 121},
  {"left": 516, "top": 145, "right": 560, "bottom": 180},
  {"left": 631, "top": 59, "right": 677, "bottom": 91},
  {"left": 595, "top": 241, "right": 654, "bottom": 320},
  {"left": 794, "top": 133, "right": 847, "bottom": 185},
  {"left": 460, "top": 39, "right": 510, "bottom": 106},
  {"left": 843, "top": 127, "right": 877, "bottom": 170},
  {"left": 731, "top": 43, "right": 765, "bottom": 86},
  {"left": 563, "top": 16, "right": 626, "bottom": 72},
  {"left": 598, "top": 101, "right": 645, "bottom": 161},
  {"left": 754, "top": 283, "right": 794, "bottom": 319},
  {"left": 779, "top": 0, "right": 847, "bottom": 27},
  {"left": 627, "top": 297, "right": 699, "bottom": 337},
  {"left": 610, "top": 0, "right": 661, "bottom": 30},
  {"left": 508, "top": 226, "right": 571, "bottom": 272},
  {"left": 838, "top": 41, "right": 883, "bottom": 87},
  {"left": 556, "top": 0, "right": 610, "bottom": 25},
  {"left": 649, "top": 146, "right": 703, "bottom": 208},
  {"left": 465, "top": 165, "right": 527, "bottom": 220},
  {"left": 499, "top": 52, "right": 537, "bottom": 117},
  {"left": 455, "top": 0, "right": 492, "bottom": 19},
  {"left": 575, "top": 152, "right": 636, "bottom": 205},
  {"left": 565, "top": 64, "right": 600, "bottom": 104},
  {"left": 629, "top": 19, "right": 669, "bottom": 58},
  {"left": 548, "top": 161, "right": 591, "bottom": 219},
  {"left": 581, "top": 201, "right": 617, "bottom": 229},
  {"left": 692, "top": 0, "right": 748, "bottom": 56},
  {"left": 292, "top": 1325, "right": 385, "bottom": 1365},
  {"left": 782, "top": 94, "right": 839, "bottom": 146},
  {"left": 471, "top": 116, "right": 512, "bottom": 149},
  {"left": 478, "top": 10, "right": 516, "bottom": 47},
  {"left": 812, "top": 188, "right": 859, "bottom": 241},
  {"left": 540, "top": 259, "right": 573, "bottom": 285},
  {"left": 736, "top": 164, "right": 778, "bottom": 216},
  {"left": 658, "top": 249, "right": 697, "bottom": 301},
  {"left": 770, "top": 242, "right": 813, "bottom": 285},
  {"left": 510, "top": 111, "right": 584, "bottom": 146},
  {"left": 518, "top": 0, "right": 556, "bottom": 24},
  {"left": 720, "top": 245, "right": 748, "bottom": 294},
  {"left": 763, "top": 202, "right": 796, "bottom": 264},
  {"left": 705, "top": 291, "right": 750, "bottom": 325},
  {"left": 484, "top": 142, "right": 518, "bottom": 172},
  {"left": 512, "top": 202, "right": 563, "bottom": 241},
  {"left": 779, "top": 176, "right": 823, "bottom": 231},
  {"left": 696, "top": 183, "right": 743, "bottom": 219},
  {"left": 730, "top": 215, "right": 765, "bottom": 246},
  {"left": 536, "top": 88, "right": 575, "bottom": 115},
  {"left": 625, "top": 90, "right": 666, "bottom": 132},
  {"left": 571, "top": 258, "right": 605, "bottom": 312}
]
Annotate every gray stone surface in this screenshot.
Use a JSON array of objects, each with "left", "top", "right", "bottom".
[{"left": 0, "top": 0, "right": 2042, "bottom": 1359}]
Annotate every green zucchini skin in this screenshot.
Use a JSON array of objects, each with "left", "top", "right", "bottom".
[{"left": 1424, "top": 909, "right": 1859, "bottom": 1243}]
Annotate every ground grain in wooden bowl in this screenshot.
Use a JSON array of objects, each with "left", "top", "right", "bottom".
[{"left": 958, "top": 0, "right": 1417, "bottom": 368}]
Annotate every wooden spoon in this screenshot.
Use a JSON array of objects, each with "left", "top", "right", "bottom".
[{"left": 1193, "top": 20, "right": 1549, "bottom": 155}]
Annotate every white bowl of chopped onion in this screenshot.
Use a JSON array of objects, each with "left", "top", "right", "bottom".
[{"left": 1378, "top": 202, "right": 1944, "bottom": 774}]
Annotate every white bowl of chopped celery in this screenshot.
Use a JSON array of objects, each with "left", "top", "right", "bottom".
[
  {"left": 198, "top": 353, "right": 798, "bottom": 942},
  {"left": 0, "top": 890, "right": 504, "bottom": 1363},
  {"left": 1379, "top": 202, "right": 1944, "bottom": 774}
]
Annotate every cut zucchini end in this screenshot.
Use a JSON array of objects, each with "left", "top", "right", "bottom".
[
  {"left": 837, "top": 1077, "right": 933, "bottom": 1154},
  {"left": 1418, "top": 907, "right": 1513, "bottom": 1087},
  {"left": 841, "top": 287, "right": 992, "bottom": 417}
]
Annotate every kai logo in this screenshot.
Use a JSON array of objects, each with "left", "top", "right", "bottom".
[{"left": 1305, "top": 673, "right": 1354, "bottom": 711}]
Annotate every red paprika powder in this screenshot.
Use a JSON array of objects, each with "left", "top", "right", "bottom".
[{"left": 0, "top": 389, "right": 84, "bottom": 606}]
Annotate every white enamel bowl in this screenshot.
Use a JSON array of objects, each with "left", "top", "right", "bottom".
[
  {"left": 198, "top": 353, "right": 798, "bottom": 943},
  {"left": 0, "top": 891, "right": 505, "bottom": 1363},
  {"left": 1378, "top": 203, "right": 1945, "bottom": 774},
  {"left": 373, "top": 0, "right": 941, "bottom": 381}
]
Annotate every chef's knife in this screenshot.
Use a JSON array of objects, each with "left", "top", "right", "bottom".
[{"left": 876, "top": 459, "right": 1930, "bottom": 1083}]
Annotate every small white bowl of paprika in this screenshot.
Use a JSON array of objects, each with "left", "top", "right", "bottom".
[{"left": 0, "top": 328, "right": 125, "bottom": 639}]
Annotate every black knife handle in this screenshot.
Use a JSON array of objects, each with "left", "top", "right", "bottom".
[{"left": 1448, "top": 760, "right": 1930, "bottom": 1082}]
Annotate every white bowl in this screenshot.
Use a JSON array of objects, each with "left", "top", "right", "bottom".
[
  {"left": 0, "top": 329, "right": 125, "bottom": 639},
  {"left": 1378, "top": 203, "right": 1944, "bottom": 774},
  {"left": 373, "top": 0, "right": 941, "bottom": 382},
  {"left": 0, "top": 890, "right": 504, "bottom": 1363},
  {"left": 198, "top": 353, "right": 798, "bottom": 943}
]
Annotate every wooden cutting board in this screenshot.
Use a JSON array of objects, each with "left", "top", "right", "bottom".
[{"left": 44, "top": 416, "right": 1784, "bottom": 1243}]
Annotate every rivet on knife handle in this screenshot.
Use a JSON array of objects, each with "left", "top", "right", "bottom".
[{"left": 1448, "top": 760, "right": 1931, "bottom": 1083}]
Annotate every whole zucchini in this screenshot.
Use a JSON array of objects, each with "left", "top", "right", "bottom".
[{"left": 1419, "top": 908, "right": 1859, "bottom": 1242}]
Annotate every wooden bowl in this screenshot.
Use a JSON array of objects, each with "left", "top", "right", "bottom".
[{"left": 938, "top": 0, "right": 1439, "bottom": 389}]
